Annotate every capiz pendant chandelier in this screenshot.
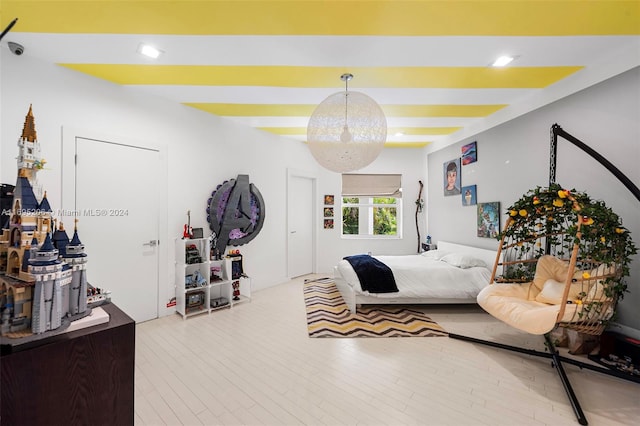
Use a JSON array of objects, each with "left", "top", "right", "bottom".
[{"left": 307, "top": 73, "right": 387, "bottom": 173}]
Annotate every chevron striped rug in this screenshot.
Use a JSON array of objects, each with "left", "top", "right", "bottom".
[{"left": 303, "top": 279, "right": 447, "bottom": 338}]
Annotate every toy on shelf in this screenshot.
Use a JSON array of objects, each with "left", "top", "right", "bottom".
[
  {"left": 227, "top": 250, "right": 245, "bottom": 279},
  {"left": 232, "top": 281, "right": 240, "bottom": 300},
  {"left": 185, "top": 244, "right": 202, "bottom": 264},
  {"left": 210, "top": 265, "right": 222, "bottom": 282},
  {"left": 182, "top": 210, "right": 193, "bottom": 239},
  {"left": 185, "top": 291, "right": 205, "bottom": 312},
  {"left": 185, "top": 270, "right": 207, "bottom": 289},
  {"left": 87, "top": 284, "right": 111, "bottom": 305}
]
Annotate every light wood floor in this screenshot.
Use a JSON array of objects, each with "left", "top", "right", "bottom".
[{"left": 135, "top": 275, "right": 639, "bottom": 426}]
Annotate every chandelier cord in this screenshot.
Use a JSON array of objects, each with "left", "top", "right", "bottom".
[
  {"left": 340, "top": 73, "right": 353, "bottom": 129},
  {"left": 344, "top": 76, "right": 349, "bottom": 127}
]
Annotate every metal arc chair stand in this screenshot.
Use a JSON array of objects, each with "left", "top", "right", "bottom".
[
  {"left": 452, "top": 175, "right": 638, "bottom": 425},
  {"left": 448, "top": 331, "right": 639, "bottom": 426}
]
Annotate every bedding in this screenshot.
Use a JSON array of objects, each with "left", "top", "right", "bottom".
[
  {"left": 334, "top": 241, "right": 499, "bottom": 313},
  {"left": 336, "top": 253, "right": 491, "bottom": 299},
  {"left": 343, "top": 254, "right": 398, "bottom": 293}
]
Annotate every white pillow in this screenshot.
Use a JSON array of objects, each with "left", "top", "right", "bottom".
[
  {"left": 421, "top": 250, "right": 447, "bottom": 260},
  {"left": 535, "top": 278, "right": 583, "bottom": 305},
  {"left": 439, "top": 253, "right": 486, "bottom": 269}
]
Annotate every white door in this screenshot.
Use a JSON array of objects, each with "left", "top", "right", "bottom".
[
  {"left": 287, "top": 173, "right": 314, "bottom": 278},
  {"left": 73, "top": 137, "right": 160, "bottom": 322}
]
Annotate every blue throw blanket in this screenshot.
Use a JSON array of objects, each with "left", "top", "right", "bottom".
[{"left": 343, "top": 254, "right": 398, "bottom": 293}]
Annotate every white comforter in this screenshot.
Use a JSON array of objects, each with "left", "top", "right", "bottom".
[{"left": 336, "top": 254, "right": 491, "bottom": 299}]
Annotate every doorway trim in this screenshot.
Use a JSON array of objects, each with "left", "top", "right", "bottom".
[
  {"left": 60, "top": 126, "right": 169, "bottom": 319},
  {"left": 286, "top": 168, "right": 317, "bottom": 278}
]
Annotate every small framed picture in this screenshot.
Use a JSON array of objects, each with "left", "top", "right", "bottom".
[
  {"left": 461, "top": 141, "right": 477, "bottom": 165},
  {"left": 324, "top": 219, "right": 334, "bottom": 229},
  {"left": 443, "top": 158, "right": 461, "bottom": 196},
  {"left": 324, "top": 207, "right": 334, "bottom": 217},
  {"left": 461, "top": 185, "right": 477, "bottom": 206},
  {"left": 477, "top": 202, "right": 500, "bottom": 238},
  {"left": 324, "top": 194, "right": 334, "bottom": 205}
]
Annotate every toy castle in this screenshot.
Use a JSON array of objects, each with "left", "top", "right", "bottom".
[{"left": 0, "top": 105, "right": 90, "bottom": 338}]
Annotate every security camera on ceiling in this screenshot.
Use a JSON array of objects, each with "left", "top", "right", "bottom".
[{"left": 8, "top": 41, "right": 24, "bottom": 56}]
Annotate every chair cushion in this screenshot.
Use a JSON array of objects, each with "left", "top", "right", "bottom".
[
  {"left": 535, "top": 278, "right": 584, "bottom": 305},
  {"left": 532, "top": 255, "right": 569, "bottom": 291},
  {"left": 477, "top": 283, "right": 582, "bottom": 335},
  {"left": 583, "top": 263, "right": 616, "bottom": 301}
]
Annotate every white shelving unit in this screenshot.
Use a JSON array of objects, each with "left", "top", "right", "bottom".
[
  {"left": 209, "top": 258, "right": 232, "bottom": 312},
  {"left": 175, "top": 238, "right": 251, "bottom": 319}
]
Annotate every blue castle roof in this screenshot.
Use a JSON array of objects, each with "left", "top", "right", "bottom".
[
  {"left": 40, "top": 233, "right": 55, "bottom": 251},
  {"left": 66, "top": 229, "right": 87, "bottom": 258},
  {"left": 52, "top": 227, "right": 70, "bottom": 256},
  {"left": 21, "top": 248, "right": 31, "bottom": 272},
  {"left": 15, "top": 176, "right": 38, "bottom": 211},
  {"left": 38, "top": 195, "right": 52, "bottom": 212},
  {"left": 29, "top": 233, "right": 60, "bottom": 266},
  {"left": 70, "top": 230, "right": 82, "bottom": 246}
]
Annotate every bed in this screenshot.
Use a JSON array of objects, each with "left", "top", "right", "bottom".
[{"left": 334, "top": 241, "right": 501, "bottom": 313}]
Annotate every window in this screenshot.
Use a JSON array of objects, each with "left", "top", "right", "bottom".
[{"left": 341, "top": 174, "right": 402, "bottom": 238}]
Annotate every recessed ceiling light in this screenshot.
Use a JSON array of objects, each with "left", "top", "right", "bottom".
[
  {"left": 138, "top": 43, "right": 163, "bottom": 59},
  {"left": 492, "top": 55, "right": 515, "bottom": 67}
]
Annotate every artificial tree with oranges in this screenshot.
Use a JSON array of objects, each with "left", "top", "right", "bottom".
[{"left": 500, "top": 183, "right": 636, "bottom": 301}]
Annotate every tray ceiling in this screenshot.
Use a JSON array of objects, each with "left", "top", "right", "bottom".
[{"left": 2, "top": 1, "right": 639, "bottom": 151}]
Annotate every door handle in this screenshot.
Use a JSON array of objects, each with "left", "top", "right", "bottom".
[
  {"left": 290, "top": 231, "right": 296, "bottom": 234},
  {"left": 143, "top": 240, "right": 159, "bottom": 247}
]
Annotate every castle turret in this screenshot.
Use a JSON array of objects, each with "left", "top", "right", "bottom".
[
  {"left": 53, "top": 222, "right": 73, "bottom": 316},
  {"left": 29, "top": 234, "right": 63, "bottom": 333},
  {"left": 52, "top": 222, "right": 70, "bottom": 256},
  {"left": 63, "top": 221, "right": 88, "bottom": 315},
  {"left": 17, "top": 105, "right": 43, "bottom": 193},
  {"left": 4, "top": 107, "right": 53, "bottom": 282}
]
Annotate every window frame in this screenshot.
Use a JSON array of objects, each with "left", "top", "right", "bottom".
[{"left": 340, "top": 196, "right": 402, "bottom": 239}]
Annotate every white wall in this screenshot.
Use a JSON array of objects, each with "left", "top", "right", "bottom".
[
  {"left": 315, "top": 147, "right": 428, "bottom": 273},
  {"left": 0, "top": 49, "right": 321, "bottom": 314},
  {"left": 427, "top": 67, "right": 640, "bottom": 331},
  {"left": 1, "top": 49, "right": 429, "bottom": 316}
]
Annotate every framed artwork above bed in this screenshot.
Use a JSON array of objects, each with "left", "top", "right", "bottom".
[
  {"left": 462, "top": 185, "right": 477, "bottom": 206},
  {"left": 477, "top": 202, "right": 500, "bottom": 238},
  {"left": 462, "top": 141, "right": 477, "bottom": 165}
]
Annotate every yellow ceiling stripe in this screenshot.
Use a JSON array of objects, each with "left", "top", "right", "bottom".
[
  {"left": 186, "top": 103, "right": 504, "bottom": 117},
  {"left": 259, "top": 126, "right": 460, "bottom": 135},
  {"left": 384, "top": 142, "right": 430, "bottom": 148},
  {"left": 4, "top": 1, "right": 639, "bottom": 35},
  {"left": 382, "top": 105, "right": 506, "bottom": 117},
  {"left": 188, "top": 104, "right": 316, "bottom": 117},
  {"left": 258, "top": 127, "right": 308, "bottom": 135},
  {"left": 301, "top": 140, "right": 430, "bottom": 148},
  {"left": 388, "top": 127, "right": 461, "bottom": 135},
  {"left": 59, "top": 64, "right": 582, "bottom": 88}
]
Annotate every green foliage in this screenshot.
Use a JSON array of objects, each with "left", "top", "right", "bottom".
[
  {"left": 342, "top": 206, "right": 358, "bottom": 234},
  {"left": 341, "top": 197, "right": 398, "bottom": 236},
  {"left": 373, "top": 207, "right": 397, "bottom": 235},
  {"left": 501, "top": 183, "right": 637, "bottom": 300},
  {"left": 373, "top": 197, "right": 395, "bottom": 204}
]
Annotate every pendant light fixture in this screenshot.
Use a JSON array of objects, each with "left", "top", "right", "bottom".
[{"left": 307, "top": 73, "right": 387, "bottom": 173}]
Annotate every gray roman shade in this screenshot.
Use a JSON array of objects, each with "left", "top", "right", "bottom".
[{"left": 341, "top": 174, "right": 402, "bottom": 198}]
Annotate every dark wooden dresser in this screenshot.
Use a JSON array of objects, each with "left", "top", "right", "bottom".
[{"left": 1, "top": 303, "right": 135, "bottom": 425}]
